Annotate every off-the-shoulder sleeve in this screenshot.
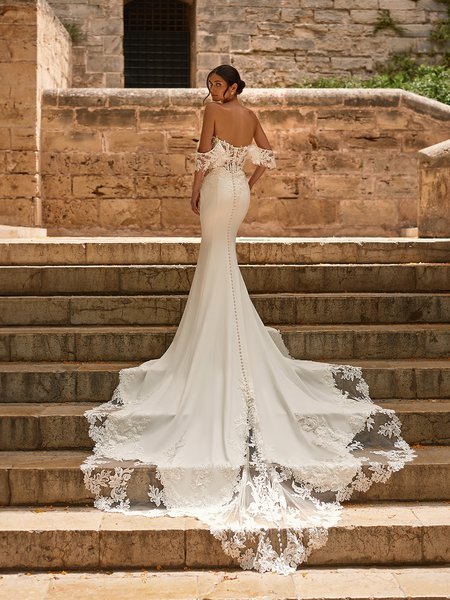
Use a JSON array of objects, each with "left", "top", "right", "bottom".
[
  {"left": 194, "top": 148, "right": 214, "bottom": 172},
  {"left": 194, "top": 143, "right": 226, "bottom": 173},
  {"left": 247, "top": 145, "right": 276, "bottom": 169}
]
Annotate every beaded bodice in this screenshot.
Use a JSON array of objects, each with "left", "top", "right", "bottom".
[{"left": 195, "top": 135, "right": 276, "bottom": 174}]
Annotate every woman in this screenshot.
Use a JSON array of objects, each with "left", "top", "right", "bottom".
[{"left": 81, "top": 65, "right": 415, "bottom": 575}]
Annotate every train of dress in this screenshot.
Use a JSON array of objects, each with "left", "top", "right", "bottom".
[{"left": 81, "top": 136, "right": 416, "bottom": 575}]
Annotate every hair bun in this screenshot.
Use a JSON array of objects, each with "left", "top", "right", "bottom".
[{"left": 237, "top": 79, "right": 246, "bottom": 94}]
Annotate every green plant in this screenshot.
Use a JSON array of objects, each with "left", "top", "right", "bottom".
[
  {"left": 293, "top": 2, "right": 450, "bottom": 104},
  {"left": 62, "top": 22, "right": 85, "bottom": 44},
  {"left": 373, "top": 9, "right": 405, "bottom": 35},
  {"left": 429, "top": 0, "right": 450, "bottom": 44},
  {"left": 430, "top": 17, "right": 450, "bottom": 44},
  {"left": 296, "top": 54, "right": 450, "bottom": 105}
]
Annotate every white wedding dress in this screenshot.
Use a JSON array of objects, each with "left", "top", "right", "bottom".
[{"left": 81, "top": 135, "right": 416, "bottom": 575}]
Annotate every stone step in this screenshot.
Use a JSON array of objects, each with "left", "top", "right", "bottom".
[
  {"left": 0, "top": 503, "right": 448, "bottom": 569},
  {"left": 1, "top": 237, "right": 450, "bottom": 266},
  {"left": 1, "top": 293, "right": 450, "bottom": 326},
  {"left": 1, "top": 360, "right": 449, "bottom": 403},
  {"left": 0, "top": 324, "right": 449, "bottom": 362},
  {"left": 1, "top": 567, "right": 450, "bottom": 600},
  {"left": 0, "top": 264, "right": 449, "bottom": 295},
  {"left": 0, "top": 400, "right": 448, "bottom": 451},
  {"left": 0, "top": 447, "right": 448, "bottom": 506}
]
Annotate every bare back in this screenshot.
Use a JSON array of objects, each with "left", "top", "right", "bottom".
[
  {"left": 197, "top": 100, "right": 272, "bottom": 154},
  {"left": 213, "top": 103, "right": 257, "bottom": 147}
]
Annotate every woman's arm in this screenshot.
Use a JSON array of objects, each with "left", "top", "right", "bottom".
[
  {"left": 191, "top": 103, "right": 217, "bottom": 215},
  {"left": 248, "top": 116, "right": 273, "bottom": 190}
]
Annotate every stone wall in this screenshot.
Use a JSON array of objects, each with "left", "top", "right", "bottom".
[
  {"left": 418, "top": 138, "right": 450, "bottom": 237},
  {"left": 40, "top": 88, "right": 450, "bottom": 237},
  {"left": 48, "top": 0, "right": 123, "bottom": 87},
  {"left": 0, "top": 0, "right": 70, "bottom": 228},
  {"left": 196, "top": 0, "right": 450, "bottom": 86},
  {"left": 43, "top": 0, "right": 449, "bottom": 88},
  {"left": 37, "top": 0, "right": 71, "bottom": 91}
]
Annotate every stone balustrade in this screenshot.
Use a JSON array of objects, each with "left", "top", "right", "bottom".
[
  {"left": 418, "top": 138, "right": 450, "bottom": 238},
  {"left": 40, "top": 87, "right": 450, "bottom": 237}
]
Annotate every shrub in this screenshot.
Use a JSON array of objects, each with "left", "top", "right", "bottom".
[{"left": 297, "top": 55, "right": 450, "bottom": 105}]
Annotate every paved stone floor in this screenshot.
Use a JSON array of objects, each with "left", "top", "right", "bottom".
[{"left": 0, "top": 567, "right": 449, "bottom": 599}]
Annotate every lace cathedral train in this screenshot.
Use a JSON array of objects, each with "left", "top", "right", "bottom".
[{"left": 81, "top": 136, "right": 416, "bottom": 575}]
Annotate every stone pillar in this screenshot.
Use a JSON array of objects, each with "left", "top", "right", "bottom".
[
  {"left": 418, "top": 139, "right": 450, "bottom": 238},
  {"left": 0, "top": 0, "right": 70, "bottom": 228}
]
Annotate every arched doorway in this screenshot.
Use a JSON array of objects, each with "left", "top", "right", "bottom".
[{"left": 123, "top": 0, "right": 192, "bottom": 88}]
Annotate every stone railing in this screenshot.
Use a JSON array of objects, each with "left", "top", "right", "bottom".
[
  {"left": 418, "top": 139, "right": 450, "bottom": 238},
  {"left": 39, "top": 88, "right": 450, "bottom": 237}
]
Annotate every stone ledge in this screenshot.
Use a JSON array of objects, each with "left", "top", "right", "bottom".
[
  {"left": 0, "top": 567, "right": 449, "bottom": 600},
  {"left": 42, "top": 88, "right": 450, "bottom": 119},
  {"left": 418, "top": 138, "right": 450, "bottom": 237},
  {"left": 418, "top": 138, "right": 450, "bottom": 169},
  {"left": 0, "top": 237, "right": 450, "bottom": 265}
]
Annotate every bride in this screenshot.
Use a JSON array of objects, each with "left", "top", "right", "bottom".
[{"left": 81, "top": 64, "right": 416, "bottom": 575}]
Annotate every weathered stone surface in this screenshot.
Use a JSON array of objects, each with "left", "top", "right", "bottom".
[
  {"left": 0, "top": 0, "right": 70, "bottom": 228},
  {"left": 0, "top": 199, "right": 36, "bottom": 227},
  {"left": 1, "top": 566, "right": 450, "bottom": 599},
  {"left": 35, "top": 88, "right": 450, "bottom": 236},
  {"left": 0, "top": 508, "right": 101, "bottom": 569},
  {"left": 2, "top": 292, "right": 449, "bottom": 327},
  {"left": 418, "top": 139, "right": 450, "bottom": 238},
  {"left": 5, "top": 321, "right": 446, "bottom": 363},
  {"left": 2, "top": 263, "right": 449, "bottom": 295},
  {"left": 100, "top": 514, "right": 185, "bottom": 568},
  {"left": 2, "top": 237, "right": 450, "bottom": 266}
]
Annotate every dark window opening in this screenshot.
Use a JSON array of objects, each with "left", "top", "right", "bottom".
[{"left": 124, "top": 0, "right": 191, "bottom": 88}]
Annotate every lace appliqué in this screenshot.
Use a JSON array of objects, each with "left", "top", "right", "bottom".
[
  {"left": 247, "top": 144, "right": 276, "bottom": 169},
  {"left": 194, "top": 136, "right": 276, "bottom": 173}
]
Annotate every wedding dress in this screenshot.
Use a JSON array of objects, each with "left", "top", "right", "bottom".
[{"left": 81, "top": 135, "right": 416, "bottom": 575}]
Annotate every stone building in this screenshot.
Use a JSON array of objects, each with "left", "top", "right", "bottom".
[
  {"left": 0, "top": 0, "right": 449, "bottom": 237},
  {"left": 47, "top": 0, "right": 449, "bottom": 88}
]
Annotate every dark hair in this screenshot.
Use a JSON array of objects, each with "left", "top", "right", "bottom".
[{"left": 203, "top": 64, "right": 246, "bottom": 103}]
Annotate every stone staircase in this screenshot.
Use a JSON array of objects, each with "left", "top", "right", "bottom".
[{"left": 0, "top": 237, "right": 449, "bottom": 599}]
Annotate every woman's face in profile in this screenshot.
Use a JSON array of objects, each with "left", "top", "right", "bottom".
[{"left": 208, "top": 74, "right": 234, "bottom": 103}]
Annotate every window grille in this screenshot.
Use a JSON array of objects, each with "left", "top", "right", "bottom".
[{"left": 124, "top": 0, "right": 191, "bottom": 88}]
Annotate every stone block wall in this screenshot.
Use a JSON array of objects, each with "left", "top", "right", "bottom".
[
  {"left": 418, "top": 138, "right": 450, "bottom": 237},
  {"left": 196, "top": 0, "right": 450, "bottom": 86},
  {"left": 0, "top": 0, "right": 70, "bottom": 228},
  {"left": 40, "top": 88, "right": 450, "bottom": 237},
  {"left": 42, "top": 0, "right": 449, "bottom": 88},
  {"left": 37, "top": 0, "right": 71, "bottom": 90},
  {"left": 48, "top": 0, "right": 123, "bottom": 87}
]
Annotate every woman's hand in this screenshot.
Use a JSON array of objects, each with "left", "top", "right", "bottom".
[{"left": 191, "top": 190, "right": 200, "bottom": 215}]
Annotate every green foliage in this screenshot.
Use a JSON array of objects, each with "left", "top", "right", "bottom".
[
  {"left": 297, "top": 54, "right": 450, "bottom": 105},
  {"left": 430, "top": 18, "right": 450, "bottom": 43},
  {"left": 62, "top": 22, "right": 85, "bottom": 44},
  {"left": 296, "top": 2, "right": 450, "bottom": 104},
  {"left": 373, "top": 9, "right": 405, "bottom": 35},
  {"left": 428, "top": 0, "right": 450, "bottom": 44}
]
